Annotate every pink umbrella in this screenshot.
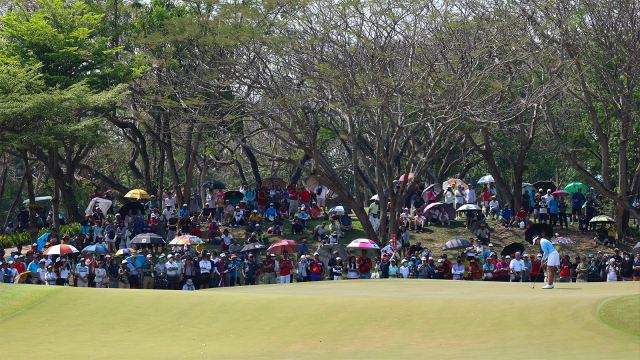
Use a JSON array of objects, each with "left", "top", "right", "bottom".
[
  {"left": 346, "top": 239, "right": 380, "bottom": 249},
  {"left": 422, "top": 202, "right": 445, "bottom": 215},
  {"left": 398, "top": 173, "right": 415, "bottom": 182},
  {"left": 552, "top": 190, "right": 570, "bottom": 197},
  {"left": 267, "top": 240, "right": 301, "bottom": 255},
  {"left": 43, "top": 244, "right": 79, "bottom": 255}
]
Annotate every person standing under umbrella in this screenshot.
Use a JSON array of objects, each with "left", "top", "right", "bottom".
[
  {"left": 357, "top": 250, "right": 373, "bottom": 279},
  {"left": 532, "top": 236, "right": 560, "bottom": 289},
  {"left": 279, "top": 251, "right": 294, "bottom": 284}
]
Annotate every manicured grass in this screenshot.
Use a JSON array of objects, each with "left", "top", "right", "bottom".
[
  {"left": 0, "top": 281, "right": 638, "bottom": 359},
  {"left": 0, "top": 284, "right": 60, "bottom": 320},
  {"left": 599, "top": 294, "right": 640, "bottom": 336}
]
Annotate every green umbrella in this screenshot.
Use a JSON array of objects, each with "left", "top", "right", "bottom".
[{"left": 564, "top": 182, "right": 589, "bottom": 194}]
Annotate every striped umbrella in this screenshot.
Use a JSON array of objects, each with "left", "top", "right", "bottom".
[
  {"left": 346, "top": 239, "right": 380, "bottom": 249},
  {"left": 589, "top": 215, "right": 615, "bottom": 224},
  {"left": 477, "top": 175, "right": 494, "bottom": 184},
  {"left": 115, "top": 248, "right": 136, "bottom": 256},
  {"left": 551, "top": 237, "right": 577, "bottom": 245},
  {"left": 169, "top": 235, "right": 202, "bottom": 245},
  {"left": 43, "top": 244, "right": 79, "bottom": 255}
]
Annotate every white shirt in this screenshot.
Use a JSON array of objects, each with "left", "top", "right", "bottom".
[
  {"left": 206, "top": 193, "right": 217, "bottom": 208},
  {"left": 59, "top": 266, "right": 70, "bottom": 280},
  {"left": 489, "top": 200, "right": 499, "bottom": 210},
  {"left": 444, "top": 191, "right": 454, "bottom": 204},
  {"left": 162, "top": 210, "right": 172, "bottom": 222},
  {"left": 200, "top": 260, "right": 212, "bottom": 274},
  {"left": 222, "top": 234, "right": 233, "bottom": 246},
  {"left": 465, "top": 189, "right": 476, "bottom": 204},
  {"left": 37, "top": 268, "right": 48, "bottom": 282},
  {"left": 166, "top": 260, "right": 179, "bottom": 276},
  {"left": 455, "top": 190, "right": 465, "bottom": 204},
  {"left": 510, "top": 259, "right": 525, "bottom": 272},
  {"left": 539, "top": 200, "right": 548, "bottom": 213},
  {"left": 94, "top": 267, "right": 107, "bottom": 282},
  {"left": 45, "top": 271, "right": 57, "bottom": 285},
  {"left": 182, "top": 284, "right": 196, "bottom": 291},
  {"left": 399, "top": 266, "right": 409, "bottom": 279},
  {"left": 234, "top": 210, "right": 243, "bottom": 221},
  {"left": 488, "top": 187, "right": 497, "bottom": 197},
  {"left": 164, "top": 197, "right": 177, "bottom": 212},
  {"left": 314, "top": 185, "right": 328, "bottom": 199},
  {"left": 544, "top": 194, "right": 554, "bottom": 206}
]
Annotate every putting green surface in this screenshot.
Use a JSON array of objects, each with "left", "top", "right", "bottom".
[
  {"left": 1, "top": 281, "right": 638, "bottom": 359},
  {"left": 599, "top": 294, "right": 640, "bottom": 336}
]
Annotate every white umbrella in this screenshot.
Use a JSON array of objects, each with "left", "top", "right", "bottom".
[
  {"left": 23, "top": 196, "right": 52, "bottom": 204},
  {"left": 370, "top": 194, "right": 379, "bottom": 201},
  {"left": 329, "top": 206, "right": 345, "bottom": 213},
  {"left": 457, "top": 204, "right": 482, "bottom": 211},
  {"left": 477, "top": 175, "right": 494, "bottom": 184},
  {"left": 85, "top": 197, "right": 113, "bottom": 216}
]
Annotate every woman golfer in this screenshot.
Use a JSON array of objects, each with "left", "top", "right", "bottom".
[{"left": 532, "top": 235, "right": 559, "bottom": 289}]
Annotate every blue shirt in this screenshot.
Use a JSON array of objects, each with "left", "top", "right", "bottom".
[
  {"left": 539, "top": 238, "right": 556, "bottom": 261},
  {"left": 230, "top": 260, "right": 242, "bottom": 277},
  {"left": 179, "top": 209, "right": 190, "bottom": 218},
  {"left": 265, "top": 207, "right": 277, "bottom": 219},
  {"left": 501, "top": 209, "right": 512, "bottom": 220},
  {"left": 484, "top": 250, "right": 497, "bottom": 259},
  {"left": 634, "top": 260, "right": 640, "bottom": 277},
  {"left": 571, "top": 193, "right": 585, "bottom": 208},
  {"left": 548, "top": 199, "right": 559, "bottom": 214},
  {"left": 298, "top": 243, "right": 308, "bottom": 255},
  {"left": 27, "top": 261, "right": 40, "bottom": 275},
  {"left": 341, "top": 215, "right": 352, "bottom": 226},
  {"left": 299, "top": 212, "right": 309, "bottom": 220},
  {"left": 243, "top": 261, "right": 258, "bottom": 278}
]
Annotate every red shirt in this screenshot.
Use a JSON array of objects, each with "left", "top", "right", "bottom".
[
  {"left": 357, "top": 257, "right": 372, "bottom": 273},
  {"left": 299, "top": 190, "right": 311, "bottom": 203},
  {"left": 531, "top": 261, "right": 540, "bottom": 276},
  {"left": 14, "top": 261, "right": 25, "bottom": 274},
  {"left": 279, "top": 259, "right": 293, "bottom": 276},
  {"left": 482, "top": 191, "right": 490, "bottom": 202},
  {"left": 289, "top": 190, "right": 299, "bottom": 200},
  {"left": 560, "top": 263, "right": 571, "bottom": 277},
  {"left": 516, "top": 210, "right": 528, "bottom": 218},
  {"left": 257, "top": 191, "right": 266, "bottom": 206},
  {"left": 238, "top": 203, "right": 246, "bottom": 211}
]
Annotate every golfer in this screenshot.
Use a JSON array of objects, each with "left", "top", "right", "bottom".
[{"left": 532, "top": 236, "right": 559, "bottom": 289}]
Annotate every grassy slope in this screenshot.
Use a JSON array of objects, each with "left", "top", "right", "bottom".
[
  {"left": 599, "top": 294, "right": 640, "bottom": 336},
  {"left": 0, "top": 281, "right": 638, "bottom": 359},
  {"left": 205, "top": 216, "right": 633, "bottom": 260},
  {"left": 0, "top": 284, "right": 60, "bottom": 320}
]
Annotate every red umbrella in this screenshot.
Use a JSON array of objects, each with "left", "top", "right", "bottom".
[
  {"left": 267, "top": 240, "right": 300, "bottom": 255},
  {"left": 398, "top": 173, "right": 415, "bottom": 182},
  {"left": 43, "top": 244, "right": 80, "bottom": 255},
  {"left": 552, "top": 190, "right": 570, "bottom": 198}
]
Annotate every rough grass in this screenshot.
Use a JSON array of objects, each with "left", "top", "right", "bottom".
[
  {"left": 0, "top": 281, "right": 637, "bottom": 359},
  {"left": 599, "top": 294, "right": 640, "bottom": 336}
]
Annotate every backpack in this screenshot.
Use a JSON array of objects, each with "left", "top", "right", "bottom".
[{"left": 316, "top": 186, "right": 323, "bottom": 195}]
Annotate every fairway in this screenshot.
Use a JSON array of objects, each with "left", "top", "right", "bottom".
[{"left": 1, "top": 282, "right": 638, "bottom": 359}]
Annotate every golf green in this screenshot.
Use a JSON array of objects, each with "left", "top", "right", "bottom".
[{"left": 1, "top": 281, "right": 638, "bottom": 359}]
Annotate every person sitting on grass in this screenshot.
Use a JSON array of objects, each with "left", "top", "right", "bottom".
[
  {"left": 339, "top": 213, "right": 354, "bottom": 232},
  {"left": 291, "top": 217, "right": 304, "bottom": 234},
  {"left": 265, "top": 203, "right": 278, "bottom": 221},
  {"left": 414, "top": 213, "right": 426, "bottom": 232},
  {"left": 515, "top": 207, "right": 529, "bottom": 227},
  {"left": 500, "top": 204, "right": 513, "bottom": 227},
  {"left": 312, "top": 222, "right": 327, "bottom": 241},
  {"left": 271, "top": 215, "right": 284, "bottom": 236},
  {"left": 298, "top": 207, "right": 310, "bottom": 228},
  {"left": 473, "top": 223, "right": 490, "bottom": 245}
]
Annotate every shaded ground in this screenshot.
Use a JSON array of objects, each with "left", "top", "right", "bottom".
[{"left": 0, "top": 281, "right": 637, "bottom": 359}]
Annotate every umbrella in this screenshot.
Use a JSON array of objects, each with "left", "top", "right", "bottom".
[
  {"left": 22, "top": 196, "right": 52, "bottom": 204},
  {"left": 564, "top": 182, "right": 589, "bottom": 194},
  {"left": 130, "top": 233, "right": 166, "bottom": 245},
  {"left": 261, "top": 177, "right": 287, "bottom": 189},
  {"left": 117, "top": 202, "right": 145, "bottom": 218},
  {"left": 589, "top": 215, "right": 615, "bottom": 224},
  {"left": 224, "top": 190, "right": 243, "bottom": 200},
  {"left": 550, "top": 237, "right": 577, "bottom": 245},
  {"left": 329, "top": 205, "right": 352, "bottom": 214},
  {"left": 443, "top": 178, "right": 468, "bottom": 190},
  {"left": 84, "top": 197, "right": 112, "bottom": 216},
  {"left": 533, "top": 181, "right": 557, "bottom": 193},
  {"left": 317, "top": 244, "right": 348, "bottom": 265},
  {"left": 346, "top": 239, "right": 380, "bottom": 250},
  {"left": 632, "top": 242, "right": 640, "bottom": 257},
  {"left": 421, "top": 184, "right": 443, "bottom": 201},
  {"left": 43, "top": 244, "right": 79, "bottom": 255},
  {"left": 525, "top": 223, "right": 554, "bottom": 244},
  {"left": 457, "top": 204, "right": 482, "bottom": 212},
  {"left": 399, "top": 173, "right": 415, "bottom": 182},
  {"left": 14, "top": 271, "right": 35, "bottom": 284},
  {"left": 82, "top": 244, "right": 110, "bottom": 254},
  {"left": 240, "top": 243, "right": 268, "bottom": 253},
  {"left": 477, "top": 175, "right": 495, "bottom": 184},
  {"left": 469, "top": 221, "right": 491, "bottom": 235},
  {"left": 442, "top": 238, "right": 472, "bottom": 251},
  {"left": 115, "top": 248, "right": 136, "bottom": 256},
  {"left": 442, "top": 203, "right": 456, "bottom": 221},
  {"left": 422, "top": 202, "right": 445, "bottom": 215},
  {"left": 552, "top": 190, "right": 570, "bottom": 198},
  {"left": 124, "top": 189, "right": 150, "bottom": 199},
  {"left": 202, "top": 180, "right": 226, "bottom": 190},
  {"left": 169, "top": 235, "right": 201, "bottom": 245},
  {"left": 370, "top": 194, "right": 379, "bottom": 201},
  {"left": 522, "top": 183, "right": 537, "bottom": 191},
  {"left": 501, "top": 242, "right": 525, "bottom": 256},
  {"left": 267, "top": 240, "right": 301, "bottom": 255}
]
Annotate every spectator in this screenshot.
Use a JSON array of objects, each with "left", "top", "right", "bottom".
[
  {"left": 388, "top": 259, "right": 399, "bottom": 278},
  {"left": 368, "top": 199, "right": 380, "bottom": 231},
  {"left": 571, "top": 188, "right": 585, "bottom": 224},
  {"left": 452, "top": 257, "right": 465, "bottom": 280},
  {"left": 309, "top": 253, "right": 324, "bottom": 281},
  {"left": 467, "top": 259, "right": 482, "bottom": 281},
  {"left": 495, "top": 255, "right": 510, "bottom": 282},
  {"left": 509, "top": 252, "right": 525, "bottom": 282},
  {"left": 263, "top": 254, "right": 276, "bottom": 284},
  {"left": 515, "top": 207, "right": 529, "bottom": 228},
  {"left": 500, "top": 204, "right": 513, "bottom": 227},
  {"left": 357, "top": 250, "right": 373, "bottom": 279},
  {"left": 339, "top": 214, "right": 353, "bottom": 232},
  {"left": 558, "top": 256, "right": 572, "bottom": 282},
  {"left": 489, "top": 196, "right": 500, "bottom": 220},
  {"left": 606, "top": 258, "right": 619, "bottom": 282},
  {"left": 399, "top": 260, "right": 409, "bottom": 279},
  {"left": 482, "top": 257, "right": 495, "bottom": 280},
  {"left": 633, "top": 253, "right": 640, "bottom": 281},
  {"left": 575, "top": 257, "right": 589, "bottom": 283},
  {"left": 473, "top": 223, "right": 490, "bottom": 245}
]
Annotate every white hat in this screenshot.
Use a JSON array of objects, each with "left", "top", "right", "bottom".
[
  {"left": 506, "top": 255, "right": 511, "bottom": 259},
  {"left": 314, "top": 252, "right": 319, "bottom": 256},
  {"left": 122, "top": 260, "right": 128, "bottom": 264},
  {"left": 336, "top": 257, "right": 341, "bottom": 261},
  {"left": 488, "top": 243, "right": 494, "bottom": 247},
  {"left": 421, "top": 257, "right": 427, "bottom": 261},
  {"left": 182, "top": 204, "right": 188, "bottom": 207}
]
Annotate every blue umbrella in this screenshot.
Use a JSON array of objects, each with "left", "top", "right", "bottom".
[{"left": 82, "top": 244, "right": 110, "bottom": 254}]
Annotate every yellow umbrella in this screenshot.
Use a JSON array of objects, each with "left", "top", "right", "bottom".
[
  {"left": 14, "top": 271, "right": 35, "bottom": 284},
  {"left": 115, "top": 248, "right": 137, "bottom": 256},
  {"left": 124, "top": 189, "right": 150, "bottom": 199}
]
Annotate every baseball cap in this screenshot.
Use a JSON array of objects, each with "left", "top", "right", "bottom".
[
  {"left": 314, "top": 252, "right": 319, "bottom": 256},
  {"left": 122, "top": 259, "right": 128, "bottom": 264},
  {"left": 488, "top": 243, "right": 494, "bottom": 247},
  {"left": 270, "top": 254, "right": 276, "bottom": 257},
  {"left": 506, "top": 255, "right": 511, "bottom": 259},
  {"left": 182, "top": 204, "right": 187, "bottom": 207},
  {"left": 248, "top": 254, "right": 254, "bottom": 257}
]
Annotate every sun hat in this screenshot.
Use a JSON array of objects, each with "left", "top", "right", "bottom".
[{"left": 186, "top": 279, "right": 193, "bottom": 285}]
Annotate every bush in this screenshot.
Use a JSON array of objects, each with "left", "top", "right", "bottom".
[{"left": 0, "top": 223, "right": 81, "bottom": 249}]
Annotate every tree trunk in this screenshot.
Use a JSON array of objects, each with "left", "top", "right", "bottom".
[
  {"left": 289, "top": 154, "right": 311, "bottom": 186},
  {"left": 3, "top": 169, "right": 26, "bottom": 229},
  {"left": 20, "top": 150, "right": 39, "bottom": 242},
  {"left": 0, "top": 153, "right": 9, "bottom": 225}
]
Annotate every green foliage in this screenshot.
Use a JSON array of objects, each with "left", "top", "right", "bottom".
[{"left": 0, "top": 222, "right": 81, "bottom": 248}]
